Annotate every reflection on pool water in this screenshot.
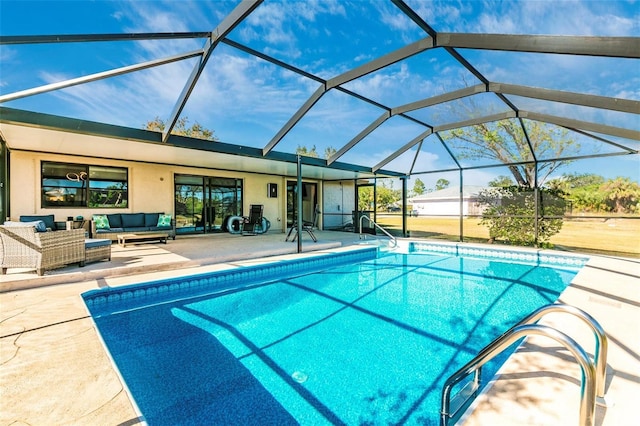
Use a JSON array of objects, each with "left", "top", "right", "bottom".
[{"left": 83, "top": 245, "right": 587, "bottom": 425}]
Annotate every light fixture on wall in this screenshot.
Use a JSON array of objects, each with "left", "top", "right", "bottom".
[{"left": 268, "top": 183, "right": 278, "bottom": 198}]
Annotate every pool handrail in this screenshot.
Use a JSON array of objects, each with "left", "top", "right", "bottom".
[
  {"left": 440, "top": 303, "right": 608, "bottom": 426},
  {"left": 358, "top": 214, "right": 397, "bottom": 248}
]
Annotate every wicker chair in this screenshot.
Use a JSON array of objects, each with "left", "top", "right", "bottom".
[{"left": 0, "top": 226, "right": 85, "bottom": 276}]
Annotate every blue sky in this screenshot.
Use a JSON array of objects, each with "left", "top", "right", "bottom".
[{"left": 1, "top": 0, "right": 638, "bottom": 187}]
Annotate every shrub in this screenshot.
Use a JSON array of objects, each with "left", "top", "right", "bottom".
[{"left": 478, "top": 186, "right": 565, "bottom": 246}]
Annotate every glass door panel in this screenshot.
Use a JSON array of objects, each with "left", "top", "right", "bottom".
[
  {"left": 209, "top": 177, "right": 242, "bottom": 232},
  {"left": 356, "top": 182, "right": 375, "bottom": 234},
  {"left": 175, "top": 179, "right": 203, "bottom": 233},
  {"left": 286, "top": 181, "right": 317, "bottom": 227}
]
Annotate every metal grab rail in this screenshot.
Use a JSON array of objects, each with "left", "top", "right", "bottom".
[
  {"left": 441, "top": 324, "right": 597, "bottom": 426},
  {"left": 441, "top": 303, "right": 608, "bottom": 426},
  {"left": 517, "top": 303, "right": 608, "bottom": 400},
  {"left": 358, "top": 214, "right": 397, "bottom": 247}
]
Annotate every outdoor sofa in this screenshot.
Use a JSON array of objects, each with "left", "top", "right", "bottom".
[
  {"left": 0, "top": 225, "right": 85, "bottom": 276},
  {"left": 91, "top": 212, "right": 176, "bottom": 241}
]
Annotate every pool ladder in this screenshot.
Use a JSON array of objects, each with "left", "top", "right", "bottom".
[
  {"left": 358, "top": 215, "right": 397, "bottom": 248},
  {"left": 441, "top": 303, "right": 609, "bottom": 426}
]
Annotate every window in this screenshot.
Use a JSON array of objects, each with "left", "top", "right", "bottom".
[{"left": 42, "top": 162, "right": 128, "bottom": 208}]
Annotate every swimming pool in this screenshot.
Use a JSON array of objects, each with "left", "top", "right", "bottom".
[{"left": 83, "top": 244, "right": 587, "bottom": 425}]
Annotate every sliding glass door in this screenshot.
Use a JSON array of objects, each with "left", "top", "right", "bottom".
[{"left": 174, "top": 175, "right": 242, "bottom": 234}]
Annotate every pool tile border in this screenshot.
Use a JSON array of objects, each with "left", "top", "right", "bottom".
[
  {"left": 409, "top": 241, "right": 589, "bottom": 268},
  {"left": 83, "top": 246, "right": 377, "bottom": 316},
  {"left": 83, "top": 242, "right": 589, "bottom": 317}
]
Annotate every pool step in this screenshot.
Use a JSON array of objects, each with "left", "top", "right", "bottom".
[{"left": 448, "top": 380, "right": 479, "bottom": 421}]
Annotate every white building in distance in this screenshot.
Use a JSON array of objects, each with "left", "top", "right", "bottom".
[{"left": 409, "top": 185, "right": 487, "bottom": 217}]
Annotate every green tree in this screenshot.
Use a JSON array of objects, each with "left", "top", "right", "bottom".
[
  {"left": 145, "top": 116, "right": 218, "bottom": 141},
  {"left": 376, "top": 186, "right": 400, "bottom": 211},
  {"left": 545, "top": 173, "right": 640, "bottom": 214},
  {"left": 489, "top": 175, "right": 515, "bottom": 188},
  {"left": 324, "top": 146, "right": 337, "bottom": 159},
  {"left": 442, "top": 120, "right": 580, "bottom": 188},
  {"left": 563, "top": 173, "right": 606, "bottom": 189},
  {"left": 412, "top": 178, "right": 426, "bottom": 196},
  {"left": 547, "top": 173, "right": 606, "bottom": 212},
  {"left": 571, "top": 187, "right": 607, "bottom": 212},
  {"left": 441, "top": 99, "right": 581, "bottom": 244},
  {"left": 295, "top": 145, "right": 338, "bottom": 159},
  {"left": 358, "top": 186, "right": 374, "bottom": 211},
  {"left": 547, "top": 173, "right": 604, "bottom": 194},
  {"left": 600, "top": 177, "right": 640, "bottom": 213},
  {"left": 435, "top": 178, "right": 450, "bottom": 191},
  {"left": 296, "top": 145, "right": 319, "bottom": 158}
]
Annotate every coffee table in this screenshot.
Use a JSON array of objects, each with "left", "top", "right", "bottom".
[{"left": 117, "top": 232, "right": 169, "bottom": 247}]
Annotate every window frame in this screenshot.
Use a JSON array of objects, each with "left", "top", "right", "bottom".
[{"left": 41, "top": 161, "right": 128, "bottom": 208}]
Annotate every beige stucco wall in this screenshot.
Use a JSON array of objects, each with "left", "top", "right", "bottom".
[
  {"left": 241, "top": 173, "right": 285, "bottom": 231},
  {"left": 8, "top": 151, "right": 319, "bottom": 233},
  {"left": 323, "top": 180, "right": 355, "bottom": 229},
  {"left": 10, "top": 152, "right": 176, "bottom": 221}
]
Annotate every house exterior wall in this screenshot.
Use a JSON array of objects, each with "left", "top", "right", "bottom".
[
  {"left": 243, "top": 176, "right": 285, "bottom": 231},
  {"left": 413, "top": 199, "right": 465, "bottom": 216},
  {"left": 7, "top": 150, "right": 309, "bottom": 233},
  {"left": 412, "top": 198, "right": 484, "bottom": 216},
  {"left": 322, "top": 180, "right": 355, "bottom": 230}
]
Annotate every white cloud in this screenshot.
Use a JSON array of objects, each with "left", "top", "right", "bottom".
[
  {"left": 345, "top": 62, "right": 425, "bottom": 103},
  {"left": 0, "top": 45, "right": 17, "bottom": 63},
  {"left": 376, "top": 2, "right": 415, "bottom": 31},
  {"left": 244, "top": 2, "right": 292, "bottom": 44},
  {"left": 33, "top": 49, "right": 202, "bottom": 127},
  {"left": 353, "top": 53, "right": 373, "bottom": 62},
  {"left": 406, "top": 0, "right": 637, "bottom": 37},
  {"left": 121, "top": 1, "right": 191, "bottom": 33},
  {"left": 40, "top": 71, "right": 146, "bottom": 125},
  {"left": 239, "top": 0, "right": 346, "bottom": 45},
  {"left": 111, "top": 11, "right": 124, "bottom": 21}
]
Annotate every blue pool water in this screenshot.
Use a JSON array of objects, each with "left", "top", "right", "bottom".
[{"left": 85, "top": 247, "right": 585, "bottom": 425}]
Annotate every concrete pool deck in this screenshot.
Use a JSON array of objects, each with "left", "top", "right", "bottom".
[{"left": 1, "top": 231, "right": 638, "bottom": 425}]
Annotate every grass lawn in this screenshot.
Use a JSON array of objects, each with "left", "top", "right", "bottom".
[{"left": 374, "top": 215, "right": 640, "bottom": 258}]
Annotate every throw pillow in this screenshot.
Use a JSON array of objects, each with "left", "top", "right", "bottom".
[
  {"left": 93, "top": 214, "right": 110, "bottom": 230},
  {"left": 157, "top": 214, "right": 172, "bottom": 227},
  {"left": 30, "top": 220, "right": 48, "bottom": 232}
]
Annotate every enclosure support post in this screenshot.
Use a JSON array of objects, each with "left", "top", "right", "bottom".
[
  {"left": 534, "top": 164, "right": 539, "bottom": 247},
  {"left": 402, "top": 176, "right": 408, "bottom": 237},
  {"left": 459, "top": 169, "right": 464, "bottom": 242},
  {"left": 297, "top": 155, "right": 302, "bottom": 253}
]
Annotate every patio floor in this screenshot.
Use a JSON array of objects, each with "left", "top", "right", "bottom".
[{"left": 1, "top": 230, "right": 638, "bottom": 425}]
